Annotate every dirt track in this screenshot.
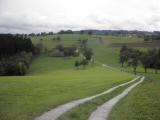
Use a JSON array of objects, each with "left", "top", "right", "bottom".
[
  {"left": 88, "top": 76, "right": 145, "bottom": 120},
  {"left": 35, "top": 76, "right": 140, "bottom": 120}
]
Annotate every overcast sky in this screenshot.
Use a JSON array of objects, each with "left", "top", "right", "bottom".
[{"left": 0, "top": 0, "right": 160, "bottom": 33}]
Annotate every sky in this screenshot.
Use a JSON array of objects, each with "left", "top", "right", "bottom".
[{"left": 0, "top": 0, "right": 160, "bottom": 33}]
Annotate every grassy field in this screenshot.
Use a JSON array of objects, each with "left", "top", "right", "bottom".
[
  {"left": 0, "top": 34, "right": 136, "bottom": 120},
  {"left": 0, "top": 34, "right": 159, "bottom": 120},
  {"left": 28, "top": 55, "right": 77, "bottom": 75},
  {"left": 0, "top": 66, "right": 134, "bottom": 120},
  {"left": 32, "top": 35, "right": 160, "bottom": 120}
]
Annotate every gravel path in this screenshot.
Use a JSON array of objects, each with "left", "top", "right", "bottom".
[
  {"left": 95, "top": 61, "right": 117, "bottom": 70},
  {"left": 35, "top": 76, "right": 140, "bottom": 120},
  {"left": 88, "top": 76, "right": 145, "bottom": 120}
]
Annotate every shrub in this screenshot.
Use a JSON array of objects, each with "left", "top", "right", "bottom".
[
  {"left": 50, "top": 45, "right": 79, "bottom": 57},
  {"left": 33, "top": 43, "right": 43, "bottom": 55},
  {"left": 17, "top": 62, "right": 27, "bottom": 75},
  {"left": 75, "top": 60, "right": 80, "bottom": 68},
  {"left": 0, "top": 52, "right": 33, "bottom": 76},
  {"left": 80, "top": 59, "right": 88, "bottom": 68}
]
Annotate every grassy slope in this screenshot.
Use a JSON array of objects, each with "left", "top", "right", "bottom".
[
  {"left": 0, "top": 67, "right": 134, "bottom": 120},
  {"left": 54, "top": 35, "right": 143, "bottom": 120},
  {"left": 0, "top": 34, "right": 135, "bottom": 120},
  {"left": 31, "top": 34, "right": 88, "bottom": 49},
  {"left": 108, "top": 74, "right": 160, "bottom": 120},
  {"left": 28, "top": 55, "right": 78, "bottom": 75},
  {"left": 54, "top": 34, "right": 160, "bottom": 120}
]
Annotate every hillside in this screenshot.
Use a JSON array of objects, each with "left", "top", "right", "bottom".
[{"left": 0, "top": 34, "right": 135, "bottom": 120}]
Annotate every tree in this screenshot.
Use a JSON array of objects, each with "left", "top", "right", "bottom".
[
  {"left": 41, "top": 32, "right": 46, "bottom": 36},
  {"left": 119, "top": 51, "right": 129, "bottom": 67},
  {"left": 29, "top": 33, "right": 36, "bottom": 36},
  {"left": 75, "top": 60, "right": 80, "bottom": 69},
  {"left": 0, "top": 34, "right": 34, "bottom": 76},
  {"left": 56, "top": 44, "right": 64, "bottom": 51},
  {"left": 147, "top": 49, "right": 159, "bottom": 74},
  {"left": 144, "top": 35, "right": 150, "bottom": 41},
  {"left": 58, "top": 30, "right": 73, "bottom": 34},
  {"left": 152, "top": 49, "right": 160, "bottom": 74},
  {"left": 0, "top": 34, "right": 34, "bottom": 56},
  {"left": 119, "top": 45, "right": 130, "bottom": 67},
  {"left": 17, "top": 61, "right": 27, "bottom": 75},
  {"left": 78, "top": 39, "right": 88, "bottom": 50},
  {"left": 57, "top": 36, "right": 61, "bottom": 41},
  {"left": 80, "top": 59, "right": 88, "bottom": 68},
  {"left": 83, "top": 48, "right": 93, "bottom": 61},
  {"left": 140, "top": 53, "right": 150, "bottom": 73},
  {"left": 88, "top": 31, "right": 93, "bottom": 35},
  {"left": 0, "top": 61, "right": 4, "bottom": 75},
  {"left": 80, "top": 30, "right": 84, "bottom": 35},
  {"left": 154, "top": 56, "right": 160, "bottom": 74},
  {"left": 128, "top": 57, "right": 138, "bottom": 75},
  {"left": 48, "top": 32, "right": 54, "bottom": 35},
  {"left": 120, "top": 45, "right": 128, "bottom": 53},
  {"left": 33, "top": 43, "right": 43, "bottom": 54},
  {"left": 53, "top": 38, "right": 55, "bottom": 41},
  {"left": 128, "top": 50, "right": 140, "bottom": 74}
]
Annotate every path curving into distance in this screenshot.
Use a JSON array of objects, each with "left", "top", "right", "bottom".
[
  {"left": 88, "top": 76, "right": 145, "bottom": 120},
  {"left": 35, "top": 76, "right": 140, "bottom": 120}
]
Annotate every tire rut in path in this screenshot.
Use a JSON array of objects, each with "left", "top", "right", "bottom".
[
  {"left": 35, "top": 76, "right": 140, "bottom": 120},
  {"left": 88, "top": 76, "right": 145, "bottom": 120}
]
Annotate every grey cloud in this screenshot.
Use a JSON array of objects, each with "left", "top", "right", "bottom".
[
  {"left": 0, "top": 12, "right": 84, "bottom": 33},
  {"left": 88, "top": 15, "right": 144, "bottom": 30},
  {"left": 1, "top": 0, "right": 160, "bottom": 33}
]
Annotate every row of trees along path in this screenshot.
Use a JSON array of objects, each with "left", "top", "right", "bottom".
[{"left": 120, "top": 45, "right": 160, "bottom": 74}]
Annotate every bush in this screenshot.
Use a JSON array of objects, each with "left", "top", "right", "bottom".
[
  {"left": 49, "top": 49, "right": 64, "bottom": 57},
  {"left": 33, "top": 43, "right": 43, "bottom": 55},
  {"left": 75, "top": 60, "right": 80, "bottom": 68},
  {"left": 57, "top": 36, "right": 61, "bottom": 41},
  {"left": 17, "top": 62, "right": 27, "bottom": 75},
  {"left": 0, "top": 52, "right": 33, "bottom": 76},
  {"left": 83, "top": 48, "right": 93, "bottom": 61},
  {"left": 50, "top": 45, "right": 79, "bottom": 57},
  {"left": 80, "top": 59, "right": 89, "bottom": 68}
]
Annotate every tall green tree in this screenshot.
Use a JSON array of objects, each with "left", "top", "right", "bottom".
[
  {"left": 119, "top": 45, "right": 130, "bottom": 67},
  {"left": 128, "top": 50, "right": 141, "bottom": 74},
  {"left": 140, "top": 53, "right": 150, "bottom": 73}
]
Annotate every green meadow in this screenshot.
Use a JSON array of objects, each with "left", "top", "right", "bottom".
[
  {"left": 0, "top": 34, "right": 135, "bottom": 120},
  {"left": 0, "top": 34, "right": 159, "bottom": 120}
]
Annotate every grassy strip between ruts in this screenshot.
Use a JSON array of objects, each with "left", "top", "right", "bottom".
[{"left": 58, "top": 77, "right": 141, "bottom": 120}]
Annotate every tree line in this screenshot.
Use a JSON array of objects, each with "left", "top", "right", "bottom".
[
  {"left": 144, "top": 35, "right": 160, "bottom": 41},
  {"left": 0, "top": 34, "right": 40, "bottom": 76},
  {"left": 49, "top": 44, "right": 78, "bottom": 57},
  {"left": 29, "top": 32, "right": 54, "bottom": 36},
  {"left": 29, "top": 30, "right": 74, "bottom": 37},
  {"left": 0, "top": 34, "right": 34, "bottom": 56},
  {"left": 120, "top": 45, "right": 160, "bottom": 74}
]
